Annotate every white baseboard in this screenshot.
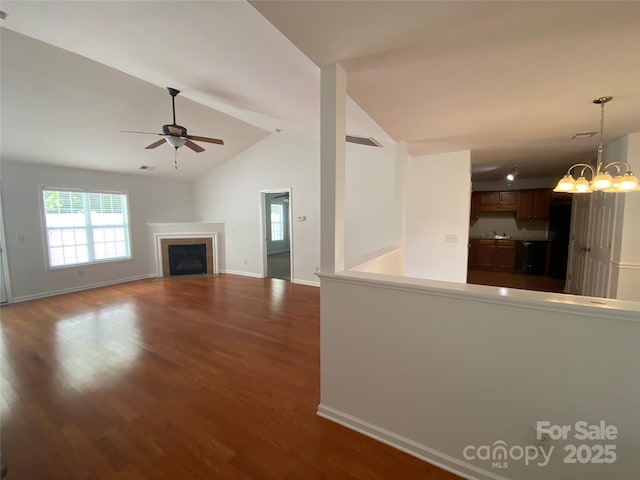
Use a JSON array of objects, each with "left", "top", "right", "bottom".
[
  {"left": 9, "top": 274, "right": 155, "bottom": 303},
  {"left": 221, "top": 269, "right": 264, "bottom": 278},
  {"left": 316, "top": 404, "right": 507, "bottom": 480},
  {"left": 292, "top": 278, "right": 320, "bottom": 287}
]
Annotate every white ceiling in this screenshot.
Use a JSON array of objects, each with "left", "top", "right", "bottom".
[
  {"left": 1, "top": 1, "right": 639, "bottom": 182},
  {"left": 252, "top": 0, "right": 640, "bottom": 181}
]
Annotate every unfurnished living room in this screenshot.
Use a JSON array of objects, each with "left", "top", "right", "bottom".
[{"left": 1, "top": 2, "right": 639, "bottom": 480}]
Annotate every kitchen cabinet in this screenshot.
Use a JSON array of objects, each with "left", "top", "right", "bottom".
[
  {"left": 517, "top": 189, "right": 551, "bottom": 220},
  {"left": 477, "top": 191, "right": 517, "bottom": 212},
  {"left": 468, "top": 239, "right": 516, "bottom": 272},
  {"left": 470, "top": 192, "right": 480, "bottom": 221}
]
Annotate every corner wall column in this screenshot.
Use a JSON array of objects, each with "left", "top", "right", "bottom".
[{"left": 320, "top": 63, "right": 347, "bottom": 273}]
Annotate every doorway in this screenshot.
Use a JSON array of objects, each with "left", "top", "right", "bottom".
[{"left": 261, "top": 190, "right": 292, "bottom": 281}]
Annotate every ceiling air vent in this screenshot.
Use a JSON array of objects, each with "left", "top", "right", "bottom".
[
  {"left": 346, "top": 135, "right": 382, "bottom": 147},
  {"left": 571, "top": 131, "right": 597, "bottom": 139}
]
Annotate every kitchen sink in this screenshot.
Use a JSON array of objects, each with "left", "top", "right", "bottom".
[{"left": 481, "top": 234, "right": 511, "bottom": 240}]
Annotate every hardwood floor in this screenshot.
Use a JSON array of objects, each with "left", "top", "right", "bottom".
[
  {"left": 0, "top": 275, "right": 460, "bottom": 479},
  {"left": 467, "top": 269, "right": 566, "bottom": 293}
]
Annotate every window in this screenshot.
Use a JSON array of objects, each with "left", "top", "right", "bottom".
[
  {"left": 270, "top": 203, "right": 284, "bottom": 241},
  {"left": 42, "top": 189, "right": 131, "bottom": 268}
]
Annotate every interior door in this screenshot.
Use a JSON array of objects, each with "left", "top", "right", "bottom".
[
  {"left": 565, "top": 193, "right": 592, "bottom": 294},
  {"left": 582, "top": 192, "right": 616, "bottom": 297}
]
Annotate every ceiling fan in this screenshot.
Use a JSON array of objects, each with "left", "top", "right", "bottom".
[{"left": 122, "top": 87, "right": 224, "bottom": 155}]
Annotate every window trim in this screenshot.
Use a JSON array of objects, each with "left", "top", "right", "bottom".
[{"left": 40, "top": 186, "right": 133, "bottom": 270}]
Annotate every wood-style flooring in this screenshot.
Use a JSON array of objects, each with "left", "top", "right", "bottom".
[
  {"left": 467, "top": 269, "right": 566, "bottom": 293},
  {"left": 0, "top": 275, "right": 460, "bottom": 479}
]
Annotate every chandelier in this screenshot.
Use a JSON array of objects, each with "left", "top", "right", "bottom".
[{"left": 554, "top": 96, "right": 639, "bottom": 193}]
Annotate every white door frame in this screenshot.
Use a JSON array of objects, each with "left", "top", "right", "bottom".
[
  {"left": 259, "top": 188, "right": 293, "bottom": 280},
  {"left": 0, "top": 193, "right": 12, "bottom": 303}
]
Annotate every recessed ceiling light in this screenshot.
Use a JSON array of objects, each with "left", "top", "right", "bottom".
[{"left": 571, "top": 131, "right": 597, "bottom": 139}]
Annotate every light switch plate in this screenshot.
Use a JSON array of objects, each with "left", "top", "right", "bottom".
[{"left": 444, "top": 234, "right": 458, "bottom": 243}]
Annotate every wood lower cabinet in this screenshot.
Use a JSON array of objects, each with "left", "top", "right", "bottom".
[
  {"left": 495, "top": 240, "right": 516, "bottom": 272},
  {"left": 469, "top": 239, "right": 516, "bottom": 272}
]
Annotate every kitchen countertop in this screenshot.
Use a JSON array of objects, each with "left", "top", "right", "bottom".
[{"left": 469, "top": 235, "right": 551, "bottom": 241}]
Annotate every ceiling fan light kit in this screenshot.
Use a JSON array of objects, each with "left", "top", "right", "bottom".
[
  {"left": 554, "top": 96, "right": 639, "bottom": 193},
  {"left": 121, "top": 87, "right": 224, "bottom": 169}
]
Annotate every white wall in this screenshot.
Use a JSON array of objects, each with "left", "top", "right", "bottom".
[
  {"left": 345, "top": 141, "right": 402, "bottom": 265},
  {"left": 193, "top": 133, "right": 321, "bottom": 284},
  {"left": 0, "top": 160, "right": 194, "bottom": 301},
  {"left": 319, "top": 271, "right": 640, "bottom": 480},
  {"left": 404, "top": 151, "right": 471, "bottom": 282},
  {"left": 605, "top": 133, "right": 640, "bottom": 301},
  {"left": 192, "top": 132, "right": 402, "bottom": 285},
  {"left": 350, "top": 246, "right": 404, "bottom": 276}
]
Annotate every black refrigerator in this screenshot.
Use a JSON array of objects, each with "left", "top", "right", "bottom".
[{"left": 548, "top": 200, "right": 572, "bottom": 279}]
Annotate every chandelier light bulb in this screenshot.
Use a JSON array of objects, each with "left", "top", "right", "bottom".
[
  {"left": 592, "top": 172, "right": 613, "bottom": 190},
  {"left": 618, "top": 172, "right": 639, "bottom": 191},
  {"left": 575, "top": 177, "right": 591, "bottom": 192},
  {"left": 554, "top": 174, "right": 576, "bottom": 192}
]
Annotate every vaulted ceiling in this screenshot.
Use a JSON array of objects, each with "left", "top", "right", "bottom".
[{"left": 2, "top": 1, "right": 639, "bottom": 181}]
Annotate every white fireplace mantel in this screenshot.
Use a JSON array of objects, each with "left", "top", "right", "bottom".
[{"left": 147, "top": 223, "right": 224, "bottom": 277}]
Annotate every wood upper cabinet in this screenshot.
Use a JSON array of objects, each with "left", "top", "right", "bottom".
[
  {"left": 470, "top": 192, "right": 480, "bottom": 221},
  {"left": 516, "top": 189, "right": 551, "bottom": 220},
  {"left": 476, "top": 191, "right": 517, "bottom": 212}
]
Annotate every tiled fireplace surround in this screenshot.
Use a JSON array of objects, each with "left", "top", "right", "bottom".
[
  {"left": 151, "top": 235, "right": 218, "bottom": 279},
  {"left": 160, "top": 237, "right": 215, "bottom": 277},
  {"left": 148, "top": 223, "right": 222, "bottom": 278}
]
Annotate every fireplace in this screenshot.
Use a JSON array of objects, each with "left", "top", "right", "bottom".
[
  {"left": 157, "top": 236, "right": 217, "bottom": 277},
  {"left": 168, "top": 244, "right": 207, "bottom": 276}
]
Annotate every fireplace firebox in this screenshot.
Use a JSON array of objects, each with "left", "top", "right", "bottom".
[{"left": 168, "top": 244, "right": 207, "bottom": 276}]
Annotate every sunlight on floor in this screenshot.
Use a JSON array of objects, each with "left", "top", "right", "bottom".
[{"left": 54, "top": 302, "right": 141, "bottom": 392}]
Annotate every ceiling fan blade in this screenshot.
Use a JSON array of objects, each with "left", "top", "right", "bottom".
[
  {"left": 185, "top": 140, "right": 205, "bottom": 153},
  {"left": 121, "top": 130, "right": 163, "bottom": 136},
  {"left": 145, "top": 139, "right": 167, "bottom": 149},
  {"left": 186, "top": 135, "right": 224, "bottom": 145}
]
